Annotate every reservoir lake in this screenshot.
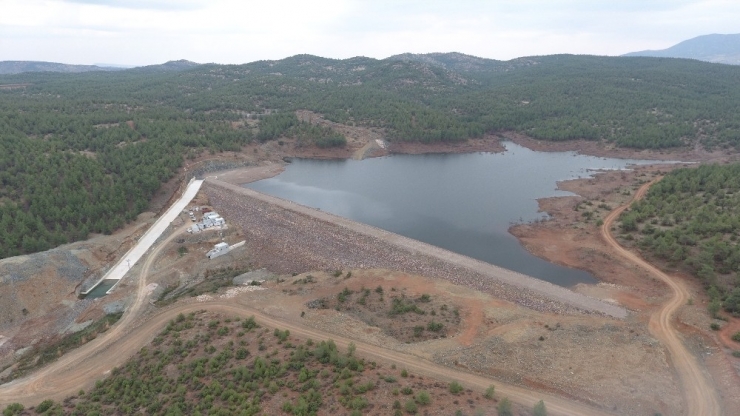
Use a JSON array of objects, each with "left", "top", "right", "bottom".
[{"left": 248, "top": 142, "right": 661, "bottom": 287}]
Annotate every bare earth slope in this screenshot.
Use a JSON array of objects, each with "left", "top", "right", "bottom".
[{"left": 0, "top": 220, "right": 619, "bottom": 415}]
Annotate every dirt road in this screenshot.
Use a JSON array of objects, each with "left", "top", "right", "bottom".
[
  {"left": 0, "top": 201, "right": 622, "bottom": 416},
  {"left": 0, "top": 295, "right": 621, "bottom": 416},
  {"left": 0, "top": 221, "right": 191, "bottom": 406},
  {"left": 601, "top": 179, "right": 722, "bottom": 416}
]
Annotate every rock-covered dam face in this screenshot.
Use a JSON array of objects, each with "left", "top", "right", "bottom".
[{"left": 204, "top": 179, "right": 627, "bottom": 319}]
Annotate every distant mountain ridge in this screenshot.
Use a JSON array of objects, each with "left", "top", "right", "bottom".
[
  {"left": 132, "top": 59, "right": 201, "bottom": 72},
  {"left": 0, "top": 61, "right": 122, "bottom": 75},
  {"left": 623, "top": 33, "right": 740, "bottom": 65},
  {"left": 0, "top": 59, "right": 201, "bottom": 75}
]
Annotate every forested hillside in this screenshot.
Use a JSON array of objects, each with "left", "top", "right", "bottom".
[
  {"left": 2, "top": 53, "right": 740, "bottom": 258},
  {"left": 0, "top": 312, "right": 500, "bottom": 416},
  {"left": 619, "top": 164, "right": 740, "bottom": 315}
]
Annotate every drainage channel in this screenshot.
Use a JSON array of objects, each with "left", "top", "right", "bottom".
[{"left": 80, "top": 279, "right": 118, "bottom": 299}]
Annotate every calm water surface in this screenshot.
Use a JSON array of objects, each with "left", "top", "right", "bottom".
[{"left": 248, "top": 142, "right": 660, "bottom": 287}]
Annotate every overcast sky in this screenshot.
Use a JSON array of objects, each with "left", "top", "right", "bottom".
[{"left": 1, "top": 0, "right": 738, "bottom": 66}]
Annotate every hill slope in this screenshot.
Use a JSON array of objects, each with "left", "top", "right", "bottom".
[
  {"left": 623, "top": 33, "right": 740, "bottom": 65},
  {"left": 0, "top": 61, "right": 121, "bottom": 75},
  {"left": 2, "top": 53, "right": 740, "bottom": 258}
]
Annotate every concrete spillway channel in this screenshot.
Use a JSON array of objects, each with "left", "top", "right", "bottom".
[{"left": 81, "top": 179, "right": 204, "bottom": 298}]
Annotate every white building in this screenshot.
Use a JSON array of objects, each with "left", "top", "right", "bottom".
[{"left": 207, "top": 242, "right": 230, "bottom": 259}]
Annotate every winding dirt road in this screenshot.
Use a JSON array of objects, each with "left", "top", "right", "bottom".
[
  {"left": 0, "top": 207, "right": 622, "bottom": 416},
  {"left": 601, "top": 179, "right": 722, "bottom": 416},
  {"left": 5, "top": 176, "right": 716, "bottom": 415}
]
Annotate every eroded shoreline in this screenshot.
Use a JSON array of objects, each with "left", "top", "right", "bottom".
[{"left": 204, "top": 178, "right": 626, "bottom": 318}]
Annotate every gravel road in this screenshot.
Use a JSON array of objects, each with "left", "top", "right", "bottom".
[{"left": 602, "top": 179, "right": 721, "bottom": 416}]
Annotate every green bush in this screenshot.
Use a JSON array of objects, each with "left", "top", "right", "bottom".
[
  {"left": 497, "top": 397, "right": 513, "bottom": 416},
  {"left": 2, "top": 403, "right": 24, "bottom": 416},
  {"left": 708, "top": 299, "right": 721, "bottom": 319},
  {"left": 484, "top": 384, "right": 495, "bottom": 399},
  {"left": 533, "top": 399, "right": 548, "bottom": 416},
  {"left": 732, "top": 331, "right": 740, "bottom": 342},
  {"left": 35, "top": 399, "right": 55, "bottom": 413},
  {"left": 404, "top": 399, "right": 418, "bottom": 414},
  {"left": 449, "top": 381, "right": 464, "bottom": 395},
  {"left": 347, "top": 396, "right": 369, "bottom": 410},
  {"left": 415, "top": 390, "right": 431, "bottom": 405},
  {"left": 427, "top": 321, "right": 444, "bottom": 332}
]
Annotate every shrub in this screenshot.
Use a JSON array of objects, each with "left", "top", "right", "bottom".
[
  {"left": 484, "top": 384, "right": 495, "bottom": 399},
  {"left": 400, "top": 369, "right": 408, "bottom": 378},
  {"left": 347, "top": 396, "right": 369, "bottom": 410},
  {"left": 415, "top": 390, "right": 431, "bottom": 405},
  {"left": 708, "top": 299, "right": 721, "bottom": 319},
  {"left": 449, "top": 381, "right": 464, "bottom": 395},
  {"left": 36, "top": 400, "right": 55, "bottom": 413},
  {"left": 533, "top": 399, "right": 547, "bottom": 416},
  {"left": 404, "top": 399, "right": 418, "bottom": 414},
  {"left": 338, "top": 287, "right": 352, "bottom": 303},
  {"left": 427, "top": 321, "right": 444, "bottom": 332},
  {"left": 710, "top": 323, "right": 720, "bottom": 331},
  {"left": 2, "top": 403, "right": 24, "bottom": 416},
  {"left": 497, "top": 397, "right": 513, "bottom": 416},
  {"left": 242, "top": 316, "right": 259, "bottom": 330},
  {"left": 390, "top": 298, "right": 425, "bottom": 315},
  {"left": 732, "top": 331, "right": 740, "bottom": 343}
]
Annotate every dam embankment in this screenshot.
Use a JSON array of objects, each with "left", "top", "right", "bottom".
[{"left": 204, "top": 179, "right": 627, "bottom": 318}]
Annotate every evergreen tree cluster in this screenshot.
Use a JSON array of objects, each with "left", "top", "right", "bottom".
[
  {"left": 619, "top": 164, "right": 740, "bottom": 313},
  {"left": 3, "top": 53, "right": 740, "bottom": 257}
]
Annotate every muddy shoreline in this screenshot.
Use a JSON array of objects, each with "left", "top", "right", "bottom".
[{"left": 206, "top": 131, "right": 736, "bottom": 297}]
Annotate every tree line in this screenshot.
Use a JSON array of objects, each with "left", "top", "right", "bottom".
[
  {"left": 619, "top": 164, "right": 740, "bottom": 315},
  {"left": 2, "top": 53, "right": 740, "bottom": 257}
]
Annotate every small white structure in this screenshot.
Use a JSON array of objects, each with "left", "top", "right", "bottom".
[
  {"left": 207, "top": 242, "right": 230, "bottom": 259},
  {"left": 189, "top": 210, "right": 227, "bottom": 231},
  {"left": 203, "top": 212, "right": 220, "bottom": 220}
]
